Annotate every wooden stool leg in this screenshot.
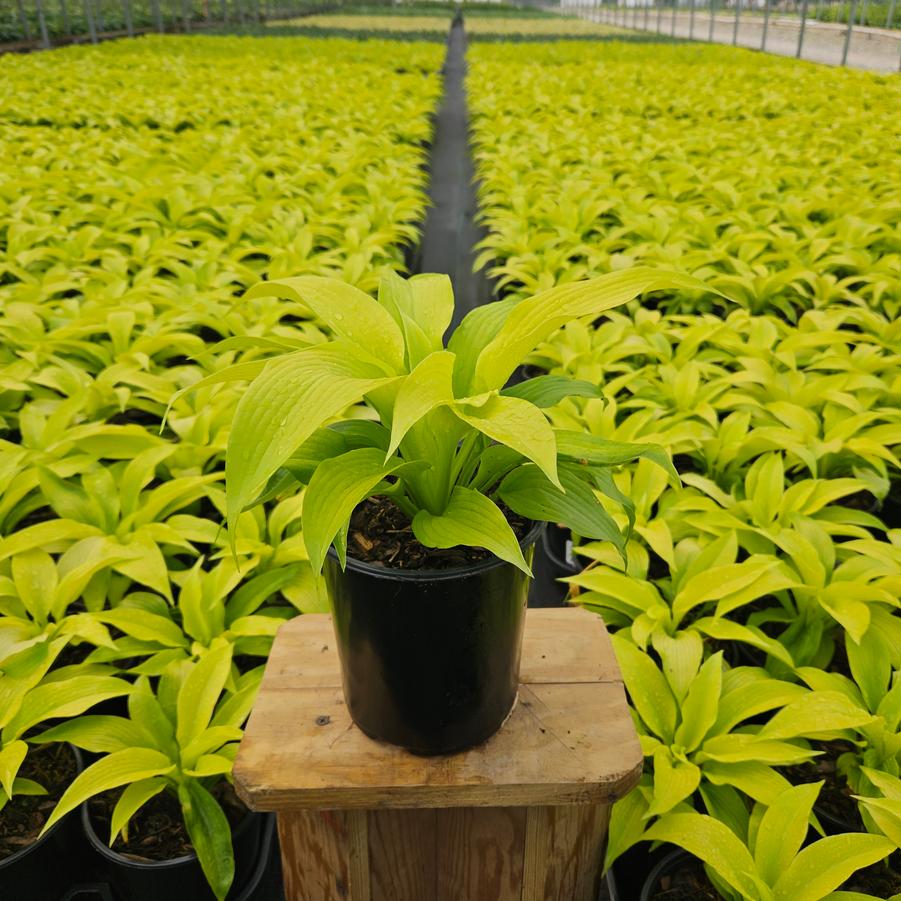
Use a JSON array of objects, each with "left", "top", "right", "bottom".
[
  {"left": 522, "top": 805, "right": 610, "bottom": 901},
  {"left": 277, "top": 804, "right": 608, "bottom": 901},
  {"left": 278, "top": 809, "right": 368, "bottom": 900}
]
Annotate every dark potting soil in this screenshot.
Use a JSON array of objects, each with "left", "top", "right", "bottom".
[
  {"left": 783, "top": 743, "right": 901, "bottom": 895},
  {"left": 841, "top": 856, "right": 901, "bottom": 897},
  {"left": 648, "top": 858, "right": 721, "bottom": 900},
  {"left": 349, "top": 495, "right": 532, "bottom": 570},
  {"left": 839, "top": 490, "right": 879, "bottom": 513},
  {"left": 0, "top": 743, "right": 78, "bottom": 861},
  {"left": 89, "top": 780, "right": 247, "bottom": 862},
  {"left": 781, "top": 739, "right": 860, "bottom": 827}
]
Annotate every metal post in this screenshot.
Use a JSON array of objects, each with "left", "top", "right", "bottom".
[
  {"left": 656, "top": 0, "right": 663, "bottom": 30},
  {"left": 220, "top": 0, "right": 226, "bottom": 20},
  {"left": 796, "top": 0, "right": 808, "bottom": 53},
  {"left": 732, "top": 0, "right": 741, "bottom": 41},
  {"left": 672, "top": 0, "right": 678, "bottom": 35},
  {"left": 644, "top": 0, "right": 650, "bottom": 28},
  {"left": 814, "top": 0, "right": 820, "bottom": 18},
  {"left": 841, "top": 0, "right": 858, "bottom": 63},
  {"left": 84, "top": 0, "right": 97, "bottom": 41},
  {"left": 181, "top": 0, "right": 189, "bottom": 30},
  {"left": 860, "top": 0, "right": 868, "bottom": 24},
  {"left": 689, "top": 0, "right": 695, "bottom": 36},
  {"left": 15, "top": 0, "right": 31, "bottom": 40},
  {"left": 59, "top": 0, "right": 71, "bottom": 34},
  {"left": 36, "top": 0, "right": 51, "bottom": 45},
  {"left": 151, "top": 0, "right": 162, "bottom": 30},
  {"left": 761, "top": 0, "right": 771, "bottom": 49},
  {"left": 708, "top": 0, "right": 715, "bottom": 39},
  {"left": 94, "top": 0, "right": 104, "bottom": 34},
  {"left": 122, "top": 0, "right": 133, "bottom": 34},
  {"left": 252, "top": 0, "right": 260, "bottom": 23},
  {"left": 886, "top": 0, "right": 896, "bottom": 27}
]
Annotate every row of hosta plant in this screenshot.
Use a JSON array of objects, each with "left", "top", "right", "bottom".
[
  {"left": 272, "top": 13, "right": 452, "bottom": 34},
  {"left": 463, "top": 15, "right": 625, "bottom": 36},
  {"left": 0, "top": 34, "right": 442, "bottom": 899},
  {"left": 468, "top": 39, "right": 900, "bottom": 900},
  {"left": 272, "top": 12, "right": 625, "bottom": 38},
  {"left": 470, "top": 41, "right": 900, "bottom": 320}
]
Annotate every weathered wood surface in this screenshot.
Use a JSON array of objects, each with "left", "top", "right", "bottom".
[
  {"left": 277, "top": 804, "right": 608, "bottom": 901},
  {"left": 234, "top": 608, "right": 642, "bottom": 812},
  {"left": 237, "top": 608, "right": 640, "bottom": 901}
]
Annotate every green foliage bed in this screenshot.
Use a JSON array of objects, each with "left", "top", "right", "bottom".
[
  {"left": 0, "top": 33, "right": 442, "bottom": 897},
  {"left": 468, "top": 39, "right": 901, "bottom": 899}
]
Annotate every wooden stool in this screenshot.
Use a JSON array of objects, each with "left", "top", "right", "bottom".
[{"left": 233, "top": 607, "right": 642, "bottom": 901}]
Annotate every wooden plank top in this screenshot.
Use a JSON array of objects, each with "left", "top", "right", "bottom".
[{"left": 234, "top": 608, "right": 643, "bottom": 812}]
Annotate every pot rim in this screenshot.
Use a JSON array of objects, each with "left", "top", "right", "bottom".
[
  {"left": 0, "top": 744, "right": 84, "bottom": 870},
  {"left": 640, "top": 847, "right": 693, "bottom": 901},
  {"left": 80, "top": 790, "right": 258, "bottom": 871},
  {"left": 540, "top": 524, "right": 582, "bottom": 575},
  {"left": 327, "top": 518, "right": 545, "bottom": 582}
]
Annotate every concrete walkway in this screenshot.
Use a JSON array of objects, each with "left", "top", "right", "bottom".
[{"left": 581, "top": 8, "right": 900, "bottom": 70}]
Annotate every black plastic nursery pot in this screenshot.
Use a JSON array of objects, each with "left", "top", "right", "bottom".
[
  {"left": 639, "top": 848, "right": 699, "bottom": 901},
  {"left": 324, "top": 520, "right": 543, "bottom": 756},
  {"left": 0, "top": 745, "right": 86, "bottom": 900},
  {"left": 80, "top": 799, "right": 265, "bottom": 901},
  {"left": 529, "top": 523, "right": 582, "bottom": 608},
  {"left": 605, "top": 840, "right": 670, "bottom": 901}
]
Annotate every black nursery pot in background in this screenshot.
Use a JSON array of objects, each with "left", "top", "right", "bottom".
[
  {"left": 0, "top": 746, "right": 86, "bottom": 900},
  {"left": 324, "top": 521, "right": 543, "bottom": 756},
  {"left": 640, "top": 848, "right": 696, "bottom": 901},
  {"left": 529, "top": 523, "right": 582, "bottom": 608},
  {"left": 80, "top": 802, "right": 264, "bottom": 901}
]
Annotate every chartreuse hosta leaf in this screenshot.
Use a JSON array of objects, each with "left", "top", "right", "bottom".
[
  {"left": 224, "top": 269, "right": 707, "bottom": 572},
  {"left": 245, "top": 277, "right": 407, "bottom": 373},
  {"left": 38, "top": 647, "right": 259, "bottom": 901},
  {"left": 225, "top": 343, "right": 401, "bottom": 541},
  {"left": 412, "top": 488, "right": 530, "bottom": 574},
  {"left": 302, "top": 448, "right": 424, "bottom": 573},
  {"left": 0, "top": 643, "right": 133, "bottom": 804},
  {"left": 41, "top": 748, "right": 176, "bottom": 836},
  {"left": 467, "top": 268, "right": 721, "bottom": 395},
  {"left": 179, "top": 779, "right": 235, "bottom": 901},
  {"left": 855, "top": 768, "right": 901, "bottom": 849},
  {"left": 573, "top": 533, "right": 798, "bottom": 671},
  {"left": 498, "top": 464, "right": 625, "bottom": 557},
  {"left": 610, "top": 636, "right": 823, "bottom": 829},
  {"left": 644, "top": 782, "right": 895, "bottom": 901},
  {"left": 378, "top": 271, "right": 454, "bottom": 368},
  {"left": 500, "top": 375, "right": 603, "bottom": 408}
]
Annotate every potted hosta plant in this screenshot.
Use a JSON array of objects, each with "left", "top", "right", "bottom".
[
  {"left": 0, "top": 638, "right": 132, "bottom": 898},
  {"left": 200, "top": 267, "right": 711, "bottom": 755},
  {"left": 639, "top": 783, "right": 894, "bottom": 900},
  {"left": 36, "top": 644, "right": 264, "bottom": 901}
]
